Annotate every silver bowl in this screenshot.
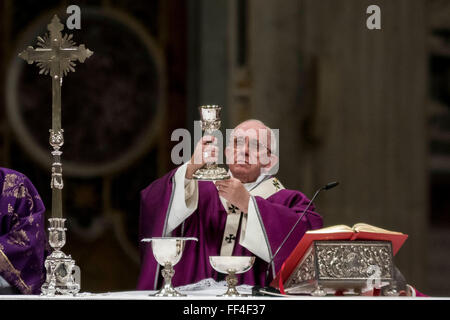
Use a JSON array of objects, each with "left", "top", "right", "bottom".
[
  {"left": 209, "top": 256, "right": 255, "bottom": 297},
  {"left": 141, "top": 237, "right": 197, "bottom": 297}
]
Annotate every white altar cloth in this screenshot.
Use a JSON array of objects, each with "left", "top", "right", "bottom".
[{"left": 0, "top": 279, "right": 447, "bottom": 300}]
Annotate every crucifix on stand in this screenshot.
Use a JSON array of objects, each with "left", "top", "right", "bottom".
[{"left": 18, "top": 14, "right": 93, "bottom": 296}]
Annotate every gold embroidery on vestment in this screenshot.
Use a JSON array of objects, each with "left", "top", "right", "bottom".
[
  {"left": 2, "top": 174, "right": 35, "bottom": 212},
  {"left": 0, "top": 248, "right": 32, "bottom": 294},
  {"left": 7, "top": 229, "right": 30, "bottom": 247}
]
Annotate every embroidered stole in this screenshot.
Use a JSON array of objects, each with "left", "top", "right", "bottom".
[{"left": 219, "top": 177, "right": 285, "bottom": 256}]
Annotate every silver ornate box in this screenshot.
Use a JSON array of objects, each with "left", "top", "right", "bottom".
[{"left": 283, "top": 240, "right": 396, "bottom": 296}]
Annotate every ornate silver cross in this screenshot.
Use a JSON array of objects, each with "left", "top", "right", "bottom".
[
  {"left": 18, "top": 14, "right": 92, "bottom": 218},
  {"left": 18, "top": 14, "right": 93, "bottom": 295}
]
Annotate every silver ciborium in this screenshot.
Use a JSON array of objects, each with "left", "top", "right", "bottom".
[
  {"left": 209, "top": 256, "right": 255, "bottom": 297},
  {"left": 41, "top": 218, "right": 80, "bottom": 296},
  {"left": 141, "top": 237, "right": 198, "bottom": 297},
  {"left": 192, "top": 105, "right": 230, "bottom": 181}
]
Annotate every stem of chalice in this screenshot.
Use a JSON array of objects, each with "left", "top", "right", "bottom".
[
  {"left": 204, "top": 128, "right": 217, "bottom": 170},
  {"left": 225, "top": 271, "right": 238, "bottom": 296},
  {"left": 155, "top": 262, "right": 186, "bottom": 297},
  {"left": 221, "top": 270, "right": 247, "bottom": 297}
]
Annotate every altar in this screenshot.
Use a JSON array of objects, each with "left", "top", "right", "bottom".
[{"left": 0, "top": 278, "right": 440, "bottom": 300}]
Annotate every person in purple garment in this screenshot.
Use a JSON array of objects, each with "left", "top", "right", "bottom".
[
  {"left": 0, "top": 168, "right": 47, "bottom": 294},
  {"left": 137, "top": 120, "right": 323, "bottom": 290}
]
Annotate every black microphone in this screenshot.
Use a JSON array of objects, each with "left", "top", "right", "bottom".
[
  {"left": 323, "top": 181, "right": 339, "bottom": 190},
  {"left": 253, "top": 181, "right": 339, "bottom": 296}
]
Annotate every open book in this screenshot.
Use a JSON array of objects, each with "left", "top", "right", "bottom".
[{"left": 270, "top": 223, "right": 408, "bottom": 288}]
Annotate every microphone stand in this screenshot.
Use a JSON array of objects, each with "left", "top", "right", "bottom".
[{"left": 253, "top": 182, "right": 339, "bottom": 296}]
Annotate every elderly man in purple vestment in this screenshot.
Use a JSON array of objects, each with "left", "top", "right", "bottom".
[
  {"left": 0, "top": 168, "right": 47, "bottom": 294},
  {"left": 137, "top": 120, "right": 323, "bottom": 290}
]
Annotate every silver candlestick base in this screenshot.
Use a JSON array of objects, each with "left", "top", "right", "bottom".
[{"left": 41, "top": 218, "right": 80, "bottom": 296}]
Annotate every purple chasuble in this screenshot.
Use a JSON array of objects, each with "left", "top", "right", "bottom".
[
  {"left": 0, "top": 168, "right": 47, "bottom": 294},
  {"left": 137, "top": 167, "right": 323, "bottom": 290}
]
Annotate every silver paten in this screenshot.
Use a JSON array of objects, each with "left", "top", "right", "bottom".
[
  {"left": 209, "top": 256, "right": 255, "bottom": 297},
  {"left": 141, "top": 237, "right": 198, "bottom": 297},
  {"left": 283, "top": 240, "right": 398, "bottom": 296},
  {"left": 192, "top": 105, "right": 230, "bottom": 181}
]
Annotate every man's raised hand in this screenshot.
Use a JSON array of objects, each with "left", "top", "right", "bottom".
[{"left": 215, "top": 178, "right": 250, "bottom": 213}]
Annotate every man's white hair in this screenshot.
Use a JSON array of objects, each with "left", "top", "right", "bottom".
[{"left": 231, "top": 119, "right": 278, "bottom": 154}]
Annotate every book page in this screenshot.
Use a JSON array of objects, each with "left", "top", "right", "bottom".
[
  {"left": 352, "top": 223, "right": 404, "bottom": 235},
  {"left": 306, "top": 224, "right": 353, "bottom": 234}
]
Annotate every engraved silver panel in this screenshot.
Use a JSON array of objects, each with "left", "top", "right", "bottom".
[{"left": 284, "top": 240, "right": 395, "bottom": 295}]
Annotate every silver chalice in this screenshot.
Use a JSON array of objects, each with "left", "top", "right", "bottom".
[
  {"left": 209, "top": 256, "right": 255, "bottom": 297},
  {"left": 192, "top": 105, "right": 230, "bottom": 181},
  {"left": 141, "top": 237, "right": 197, "bottom": 297}
]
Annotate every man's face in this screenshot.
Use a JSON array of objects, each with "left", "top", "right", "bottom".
[{"left": 225, "top": 122, "right": 273, "bottom": 183}]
